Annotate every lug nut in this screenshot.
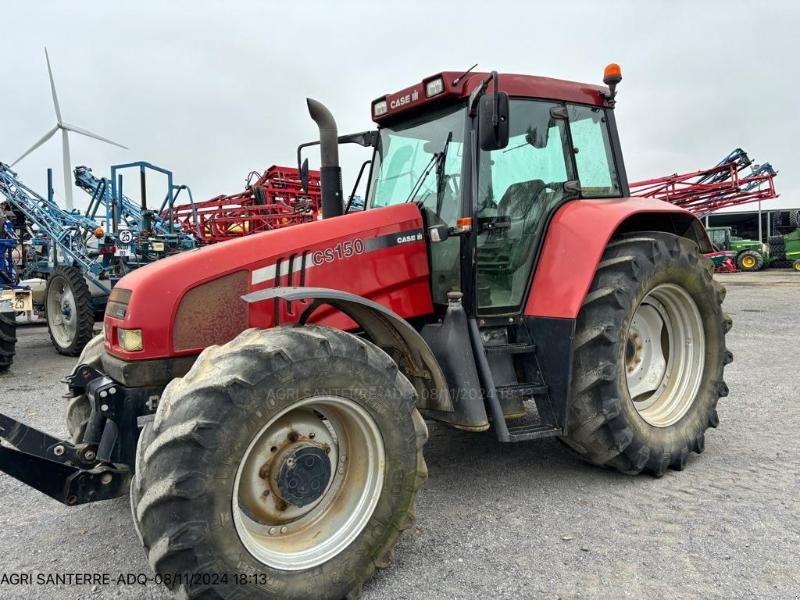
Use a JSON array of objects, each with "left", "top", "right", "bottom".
[{"left": 53, "top": 445, "right": 65, "bottom": 456}]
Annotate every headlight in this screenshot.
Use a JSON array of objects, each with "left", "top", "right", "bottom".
[{"left": 118, "top": 328, "right": 143, "bottom": 352}]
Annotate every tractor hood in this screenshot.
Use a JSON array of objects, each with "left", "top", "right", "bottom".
[{"left": 103, "top": 203, "right": 432, "bottom": 361}]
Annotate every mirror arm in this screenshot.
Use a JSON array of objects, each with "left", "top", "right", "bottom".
[
  {"left": 492, "top": 71, "right": 500, "bottom": 127},
  {"left": 468, "top": 73, "right": 492, "bottom": 115}
]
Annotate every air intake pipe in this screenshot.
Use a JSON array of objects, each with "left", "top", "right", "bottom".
[{"left": 306, "top": 98, "right": 343, "bottom": 218}]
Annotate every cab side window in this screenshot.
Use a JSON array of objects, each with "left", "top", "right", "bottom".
[{"left": 567, "top": 105, "right": 620, "bottom": 197}]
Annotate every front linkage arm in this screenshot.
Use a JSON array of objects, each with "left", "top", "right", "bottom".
[
  {"left": 0, "top": 363, "right": 155, "bottom": 506},
  {"left": 0, "top": 412, "right": 129, "bottom": 505}
]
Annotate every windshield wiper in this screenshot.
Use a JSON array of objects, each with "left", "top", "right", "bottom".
[
  {"left": 404, "top": 133, "right": 453, "bottom": 204},
  {"left": 435, "top": 131, "right": 453, "bottom": 215}
]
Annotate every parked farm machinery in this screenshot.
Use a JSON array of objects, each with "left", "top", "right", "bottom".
[
  {"left": 630, "top": 148, "right": 778, "bottom": 217},
  {"left": 0, "top": 161, "right": 196, "bottom": 356},
  {"left": 170, "top": 165, "right": 321, "bottom": 244},
  {"left": 630, "top": 149, "right": 781, "bottom": 272},
  {"left": 74, "top": 162, "right": 196, "bottom": 254}
]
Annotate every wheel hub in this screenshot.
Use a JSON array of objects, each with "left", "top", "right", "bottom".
[
  {"left": 624, "top": 284, "right": 706, "bottom": 428},
  {"left": 273, "top": 444, "right": 332, "bottom": 508},
  {"left": 61, "top": 299, "right": 73, "bottom": 321},
  {"left": 233, "top": 396, "right": 385, "bottom": 571}
]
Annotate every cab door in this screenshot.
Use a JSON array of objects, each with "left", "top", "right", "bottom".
[{"left": 474, "top": 100, "right": 622, "bottom": 315}]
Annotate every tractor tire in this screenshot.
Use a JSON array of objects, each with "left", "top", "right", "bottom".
[
  {"left": 793, "top": 260, "right": 800, "bottom": 273},
  {"left": 768, "top": 235, "right": 785, "bottom": 259},
  {"left": 562, "top": 232, "right": 731, "bottom": 476},
  {"left": 45, "top": 266, "right": 94, "bottom": 356},
  {"left": 0, "top": 311, "right": 17, "bottom": 373},
  {"left": 736, "top": 250, "right": 763, "bottom": 272},
  {"left": 65, "top": 333, "right": 106, "bottom": 442},
  {"left": 131, "top": 325, "right": 428, "bottom": 600}
]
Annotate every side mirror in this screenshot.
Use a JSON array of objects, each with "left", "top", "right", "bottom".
[
  {"left": 478, "top": 92, "right": 509, "bottom": 151},
  {"left": 300, "top": 158, "right": 310, "bottom": 193}
]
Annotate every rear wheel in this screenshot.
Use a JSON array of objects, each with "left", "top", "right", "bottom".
[
  {"left": 132, "top": 325, "right": 427, "bottom": 599},
  {"left": 562, "top": 232, "right": 732, "bottom": 476},
  {"left": 793, "top": 260, "right": 800, "bottom": 272},
  {"left": 45, "top": 266, "right": 94, "bottom": 356},
  {"left": 0, "top": 310, "right": 16, "bottom": 373},
  {"left": 736, "top": 250, "right": 763, "bottom": 272}
]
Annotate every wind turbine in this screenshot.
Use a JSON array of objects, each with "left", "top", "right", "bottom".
[{"left": 12, "top": 47, "right": 127, "bottom": 210}]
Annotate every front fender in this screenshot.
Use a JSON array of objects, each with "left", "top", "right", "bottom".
[
  {"left": 525, "top": 197, "right": 710, "bottom": 319},
  {"left": 243, "top": 286, "right": 452, "bottom": 413}
]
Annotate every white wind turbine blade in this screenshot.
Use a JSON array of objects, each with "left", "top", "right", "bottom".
[
  {"left": 44, "top": 47, "right": 63, "bottom": 124},
  {"left": 12, "top": 125, "right": 59, "bottom": 165},
  {"left": 61, "top": 128, "right": 74, "bottom": 210},
  {"left": 61, "top": 122, "right": 128, "bottom": 150}
]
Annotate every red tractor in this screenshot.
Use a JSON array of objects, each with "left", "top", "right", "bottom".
[{"left": 0, "top": 65, "right": 731, "bottom": 599}]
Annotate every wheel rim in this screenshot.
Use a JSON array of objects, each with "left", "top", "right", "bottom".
[
  {"left": 741, "top": 255, "right": 756, "bottom": 269},
  {"left": 47, "top": 278, "right": 77, "bottom": 348},
  {"left": 625, "top": 283, "right": 706, "bottom": 428},
  {"left": 232, "top": 395, "right": 385, "bottom": 571}
]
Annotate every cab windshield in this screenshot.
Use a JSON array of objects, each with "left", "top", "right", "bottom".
[{"left": 367, "top": 104, "right": 466, "bottom": 226}]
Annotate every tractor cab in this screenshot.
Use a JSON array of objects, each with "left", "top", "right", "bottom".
[{"left": 365, "top": 70, "right": 626, "bottom": 315}]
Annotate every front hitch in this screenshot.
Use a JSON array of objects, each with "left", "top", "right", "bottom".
[
  {"left": 0, "top": 363, "right": 159, "bottom": 505},
  {"left": 0, "top": 412, "right": 129, "bottom": 505}
]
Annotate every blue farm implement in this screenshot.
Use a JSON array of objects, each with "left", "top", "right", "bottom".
[
  {"left": 74, "top": 162, "right": 196, "bottom": 255},
  {"left": 0, "top": 161, "right": 196, "bottom": 356}
]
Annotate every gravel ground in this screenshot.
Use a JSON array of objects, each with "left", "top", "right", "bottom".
[{"left": 1, "top": 270, "right": 798, "bottom": 599}]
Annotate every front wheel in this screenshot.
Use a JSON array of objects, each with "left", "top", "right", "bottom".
[
  {"left": 132, "top": 325, "right": 428, "bottom": 599},
  {"left": 45, "top": 266, "right": 95, "bottom": 356},
  {"left": 562, "top": 232, "right": 732, "bottom": 476},
  {"left": 736, "top": 249, "right": 763, "bottom": 272}
]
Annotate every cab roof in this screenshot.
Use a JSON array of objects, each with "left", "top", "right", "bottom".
[{"left": 371, "top": 71, "right": 609, "bottom": 124}]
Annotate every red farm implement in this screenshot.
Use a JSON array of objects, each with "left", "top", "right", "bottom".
[
  {"left": 630, "top": 148, "right": 778, "bottom": 216},
  {"left": 172, "top": 165, "right": 321, "bottom": 244}
]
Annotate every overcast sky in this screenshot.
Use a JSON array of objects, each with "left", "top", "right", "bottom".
[{"left": 1, "top": 0, "right": 797, "bottom": 212}]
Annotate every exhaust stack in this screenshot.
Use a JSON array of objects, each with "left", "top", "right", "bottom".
[{"left": 306, "top": 98, "right": 343, "bottom": 219}]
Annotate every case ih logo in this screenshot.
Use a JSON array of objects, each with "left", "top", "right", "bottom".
[{"left": 390, "top": 90, "right": 419, "bottom": 110}]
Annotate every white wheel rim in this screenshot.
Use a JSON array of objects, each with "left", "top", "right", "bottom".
[
  {"left": 232, "top": 395, "right": 385, "bottom": 571},
  {"left": 47, "top": 278, "right": 77, "bottom": 348},
  {"left": 625, "top": 283, "right": 705, "bottom": 428}
]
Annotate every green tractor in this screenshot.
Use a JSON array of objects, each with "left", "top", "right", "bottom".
[
  {"left": 707, "top": 226, "right": 765, "bottom": 271},
  {"left": 768, "top": 228, "right": 800, "bottom": 271}
]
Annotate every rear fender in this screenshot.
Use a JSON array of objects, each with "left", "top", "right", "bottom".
[
  {"left": 525, "top": 198, "right": 711, "bottom": 319},
  {"left": 243, "top": 286, "right": 452, "bottom": 413}
]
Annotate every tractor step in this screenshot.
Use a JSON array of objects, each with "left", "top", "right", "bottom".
[
  {"left": 496, "top": 382, "right": 548, "bottom": 404},
  {"left": 484, "top": 342, "right": 536, "bottom": 355},
  {"left": 506, "top": 421, "right": 562, "bottom": 441}
]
